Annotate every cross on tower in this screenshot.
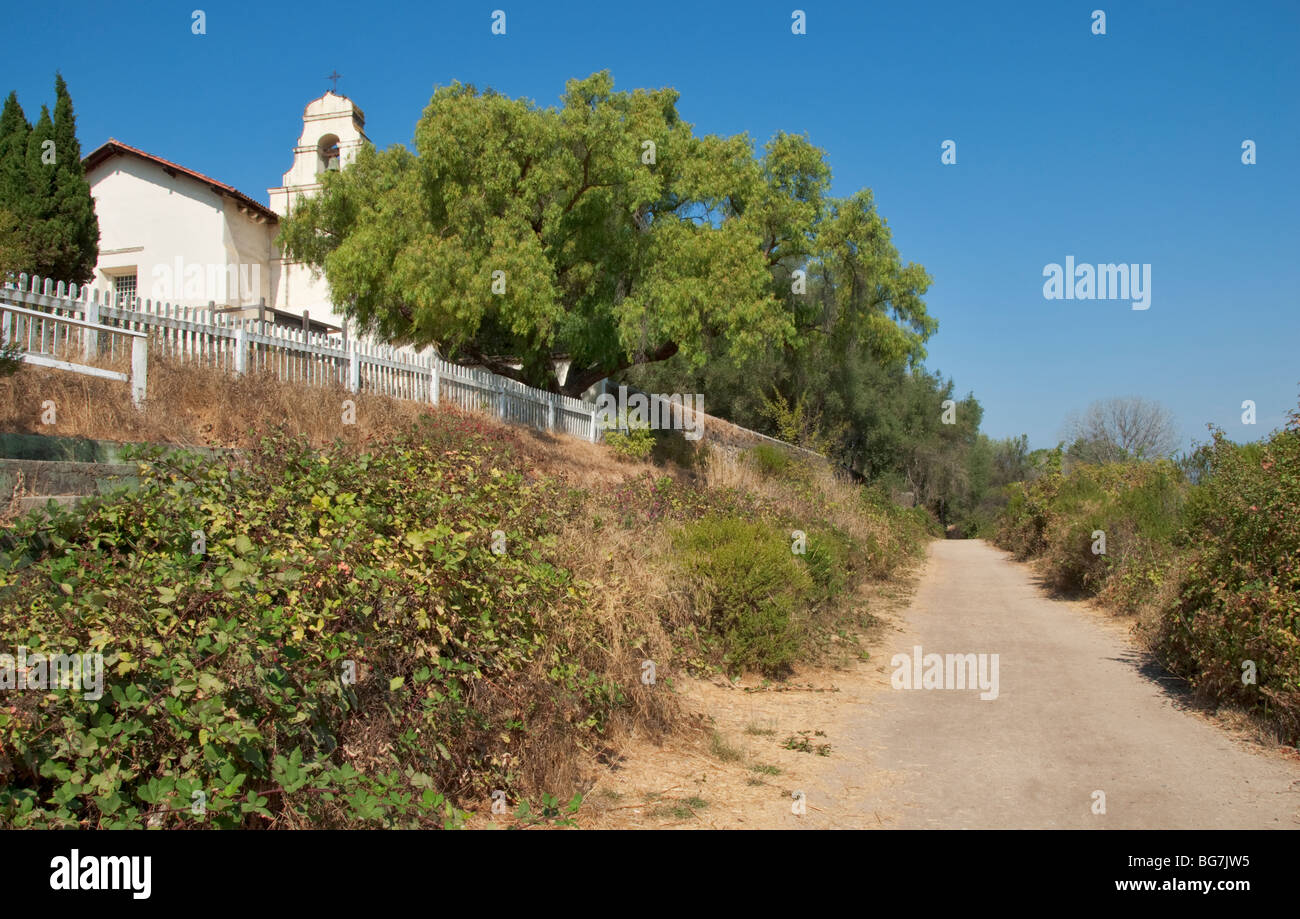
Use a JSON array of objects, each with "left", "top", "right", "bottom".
[{"left": 326, "top": 70, "right": 342, "bottom": 93}]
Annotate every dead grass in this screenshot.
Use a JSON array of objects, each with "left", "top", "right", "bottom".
[{"left": 0, "top": 353, "right": 430, "bottom": 449}]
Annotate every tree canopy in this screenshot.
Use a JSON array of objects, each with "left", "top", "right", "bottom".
[
  {"left": 280, "top": 72, "right": 935, "bottom": 397},
  {"left": 278, "top": 71, "right": 1002, "bottom": 528}
]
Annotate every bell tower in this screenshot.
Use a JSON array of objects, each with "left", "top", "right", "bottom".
[
  {"left": 269, "top": 90, "right": 367, "bottom": 216},
  {"left": 268, "top": 90, "right": 368, "bottom": 326}
]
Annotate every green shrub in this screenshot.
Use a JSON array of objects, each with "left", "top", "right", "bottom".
[
  {"left": 800, "top": 528, "right": 852, "bottom": 602},
  {"left": 854, "top": 486, "right": 934, "bottom": 576},
  {"left": 997, "top": 460, "right": 1186, "bottom": 597},
  {"left": 1159, "top": 421, "right": 1300, "bottom": 737},
  {"left": 0, "top": 340, "right": 22, "bottom": 377},
  {"left": 747, "top": 444, "right": 794, "bottom": 478},
  {"left": 602, "top": 413, "right": 656, "bottom": 462},
  {"left": 0, "top": 416, "right": 621, "bottom": 828},
  {"left": 674, "top": 516, "right": 813, "bottom": 676},
  {"left": 993, "top": 405, "right": 1300, "bottom": 741}
]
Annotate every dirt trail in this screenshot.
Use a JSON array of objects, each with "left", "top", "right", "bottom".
[{"left": 805, "top": 540, "right": 1300, "bottom": 829}]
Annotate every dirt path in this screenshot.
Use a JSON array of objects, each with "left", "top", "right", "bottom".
[{"left": 806, "top": 540, "right": 1300, "bottom": 829}]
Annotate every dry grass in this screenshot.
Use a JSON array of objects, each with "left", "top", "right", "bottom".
[
  {"left": 1, "top": 351, "right": 687, "bottom": 496},
  {"left": 0, "top": 354, "right": 431, "bottom": 449}
]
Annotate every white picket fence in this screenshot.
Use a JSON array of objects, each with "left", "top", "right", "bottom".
[
  {"left": 0, "top": 275, "right": 600, "bottom": 441},
  {"left": 1, "top": 299, "right": 149, "bottom": 406}
]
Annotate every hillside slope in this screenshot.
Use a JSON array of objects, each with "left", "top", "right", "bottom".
[{"left": 0, "top": 359, "right": 930, "bottom": 828}]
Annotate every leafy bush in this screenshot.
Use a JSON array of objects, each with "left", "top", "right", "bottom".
[
  {"left": 602, "top": 413, "right": 656, "bottom": 462},
  {"left": 758, "top": 389, "right": 841, "bottom": 456},
  {"left": 1158, "top": 419, "right": 1300, "bottom": 737},
  {"left": 801, "top": 529, "right": 852, "bottom": 602},
  {"left": 0, "top": 340, "right": 22, "bottom": 378},
  {"left": 674, "top": 516, "right": 813, "bottom": 676},
  {"left": 0, "top": 415, "right": 620, "bottom": 828},
  {"left": 854, "top": 485, "right": 936, "bottom": 577},
  {"left": 746, "top": 444, "right": 795, "bottom": 478},
  {"left": 995, "top": 459, "right": 1185, "bottom": 599}
]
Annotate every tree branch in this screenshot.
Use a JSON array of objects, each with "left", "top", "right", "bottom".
[
  {"left": 457, "top": 342, "right": 530, "bottom": 385},
  {"left": 561, "top": 340, "right": 679, "bottom": 397}
]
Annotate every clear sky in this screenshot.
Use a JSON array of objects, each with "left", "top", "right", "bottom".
[{"left": 4, "top": 0, "right": 1296, "bottom": 451}]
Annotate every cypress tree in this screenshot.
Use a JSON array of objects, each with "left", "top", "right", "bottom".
[
  {"left": 51, "top": 73, "right": 99, "bottom": 283},
  {"left": 0, "top": 201, "right": 32, "bottom": 280},
  {"left": 24, "top": 104, "right": 60, "bottom": 278},
  {"left": 0, "top": 92, "right": 31, "bottom": 215},
  {"left": 0, "top": 77, "right": 100, "bottom": 284}
]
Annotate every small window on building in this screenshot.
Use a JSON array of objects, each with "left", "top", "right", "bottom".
[{"left": 112, "top": 272, "right": 138, "bottom": 304}]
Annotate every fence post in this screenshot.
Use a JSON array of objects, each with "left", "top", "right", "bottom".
[
  {"left": 348, "top": 341, "right": 360, "bottom": 393},
  {"left": 234, "top": 324, "right": 247, "bottom": 375},
  {"left": 590, "top": 406, "right": 599, "bottom": 443},
  {"left": 130, "top": 335, "right": 148, "bottom": 408},
  {"left": 429, "top": 355, "right": 440, "bottom": 405},
  {"left": 547, "top": 393, "right": 555, "bottom": 432},
  {"left": 496, "top": 378, "right": 506, "bottom": 420},
  {"left": 83, "top": 298, "right": 99, "bottom": 361}
]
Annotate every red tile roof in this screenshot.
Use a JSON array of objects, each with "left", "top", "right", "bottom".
[{"left": 83, "top": 139, "right": 279, "bottom": 222}]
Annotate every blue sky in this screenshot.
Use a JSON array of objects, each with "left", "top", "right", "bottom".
[{"left": 4, "top": 0, "right": 1297, "bottom": 450}]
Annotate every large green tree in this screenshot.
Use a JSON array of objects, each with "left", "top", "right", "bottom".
[
  {"left": 24, "top": 105, "right": 60, "bottom": 274},
  {"left": 631, "top": 181, "right": 944, "bottom": 479},
  {"left": 50, "top": 73, "right": 99, "bottom": 283},
  {"left": 0, "top": 92, "right": 34, "bottom": 280},
  {"left": 280, "top": 72, "right": 935, "bottom": 397},
  {"left": 0, "top": 75, "right": 99, "bottom": 283},
  {"left": 0, "top": 92, "right": 31, "bottom": 234}
]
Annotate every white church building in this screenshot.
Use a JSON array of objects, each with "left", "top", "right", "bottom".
[{"left": 82, "top": 91, "right": 368, "bottom": 336}]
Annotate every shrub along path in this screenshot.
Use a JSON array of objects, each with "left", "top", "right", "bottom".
[{"left": 804, "top": 540, "right": 1300, "bottom": 829}]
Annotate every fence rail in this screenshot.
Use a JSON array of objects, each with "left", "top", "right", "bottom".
[
  {"left": 1, "top": 299, "right": 148, "bottom": 406},
  {"left": 1, "top": 275, "right": 599, "bottom": 441},
  {"left": 2, "top": 274, "right": 822, "bottom": 458}
]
